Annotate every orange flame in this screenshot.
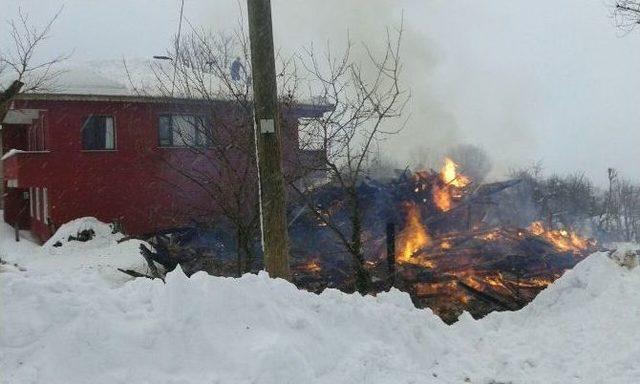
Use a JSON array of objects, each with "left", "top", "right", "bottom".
[
  {"left": 432, "top": 158, "right": 470, "bottom": 211},
  {"left": 433, "top": 184, "right": 452, "bottom": 211},
  {"left": 397, "top": 203, "right": 432, "bottom": 266},
  {"left": 299, "top": 259, "right": 322, "bottom": 273},
  {"left": 527, "top": 221, "right": 592, "bottom": 252},
  {"left": 441, "top": 157, "right": 470, "bottom": 188}
]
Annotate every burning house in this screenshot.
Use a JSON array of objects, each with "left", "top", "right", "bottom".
[{"left": 288, "top": 157, "right": 598, "bottom": 323}]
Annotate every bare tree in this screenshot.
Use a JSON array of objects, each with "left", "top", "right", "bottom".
[
  {"left": 614, "top": 1, "right": 640, "bottom": 32},
  {"left": 618, "top": 179, "right": 640, "bottom": 241},
  {"left": 126, "top": 25, "right": 258, "bottom": 275},
  {"left": 595, "top": 168, "right": 640, "bottom": 242},
  {"left": 290, "top": 22, "right": 408, "bottom": 294},
  {"left": 125, "top": 17, "right": 300, "bottom": 275},
  {"left": 125, "top": 13, "right": 407, "bottom": 292},
  {"left": 1, "top": 8, "right": 67, "bottom": 209},
  {"left": 0, "top": 7, "right": 67, "bottom": 110}
]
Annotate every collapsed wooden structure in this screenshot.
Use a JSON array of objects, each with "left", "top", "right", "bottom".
[{"left": 130, "top": 163, "right": 599, "bottom": 323}]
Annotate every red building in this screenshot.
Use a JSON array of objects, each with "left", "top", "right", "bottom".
[{"left": 1, "top": 64, "right": 328, "bottom": 242}]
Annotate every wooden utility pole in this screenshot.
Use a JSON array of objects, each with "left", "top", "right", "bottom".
[{"left": 246, "top": 0, "right": 291, "bottom": 279}]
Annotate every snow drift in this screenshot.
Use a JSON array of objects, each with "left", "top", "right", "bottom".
[{"left": 1, "top": 217, "right": 639, "bottom": 383}]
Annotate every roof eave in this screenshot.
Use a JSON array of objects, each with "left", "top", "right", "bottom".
[{"left": 15, "top": 93, "right": 335, "bottom": 116}]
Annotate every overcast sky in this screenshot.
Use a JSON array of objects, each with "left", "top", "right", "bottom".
[{"left": 4, "top": 0, "right": 640, "bottom": 185}]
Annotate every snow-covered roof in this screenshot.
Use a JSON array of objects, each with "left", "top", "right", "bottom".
[
  {"left": 1, "top": 59, "right": 332, "bottom": 111},
  {"left": 45, "top": 64, "right": 132, "bottom": 96},
  {"left": 0, "top": 59, "right": 220, "bottom": 99}
]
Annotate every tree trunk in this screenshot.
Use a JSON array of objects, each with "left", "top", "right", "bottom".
[
  {"left": 349, "top": 190, "right": 371, "bottom": 294},
  {"left": 236, "top": 227, "right": 246, "bottom": 277},
  {"left": 0, "top": 80, "right": 24, "bottom": 120},
  {"left": 236, "top": 226, "right": 255, "bottom": 276}
]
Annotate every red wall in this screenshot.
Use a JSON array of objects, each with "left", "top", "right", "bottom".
[{"left": 5, "top": 98, "right": 317, "bottom": 241}]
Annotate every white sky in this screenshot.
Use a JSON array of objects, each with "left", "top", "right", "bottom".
[{"left": 3, "top": 0, "right": 640, "bottom": 185}]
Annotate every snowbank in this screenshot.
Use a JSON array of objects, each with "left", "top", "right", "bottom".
[
  {"left": 1, "top": 216, "right": 639, "bottom": 383},
  {"left": 453, "top": 246, "right": 640, "bottom": 383},
  {"left": 1, "top": 215, "right": 149, "bottom": 286},
  {"left": 42, "top": 216, "right": 124, "bottom": 251}
]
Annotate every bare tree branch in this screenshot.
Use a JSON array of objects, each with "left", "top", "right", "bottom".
[{"left": 0, "top": 7, "right": 69, "bottom": 95}]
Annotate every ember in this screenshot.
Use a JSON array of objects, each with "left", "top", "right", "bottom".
[{"left": 527, "top": 221, "right": 593, "bottom": 253}]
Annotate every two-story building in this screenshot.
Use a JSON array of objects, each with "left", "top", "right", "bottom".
[{"left": 1, "top": 61, "right": 329, "bottom": 242}]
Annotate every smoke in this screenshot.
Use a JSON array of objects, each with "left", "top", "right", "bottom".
[
  {"left": 265, "top": 0, "right": 544, "bottom": 178},
  {"left": 267, "top": 0, "right": 462, "bottom": 166},
  {"left": 195, "top": 1, "right": 549, "bottom": 179},
  {"left": 200, "top": 0, "right": 640, "bottom": 186}
]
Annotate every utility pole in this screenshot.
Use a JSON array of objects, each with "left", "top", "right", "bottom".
[{"left": 246, "top": 0, "right": 291, "bottom": 279}]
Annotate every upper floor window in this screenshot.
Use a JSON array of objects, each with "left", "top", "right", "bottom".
[
  {"left": 158, "top": 114, "right": 209, "bottom": 147},
  {"left": 81, "top": 115, "right": 115, "bottom": 150}
]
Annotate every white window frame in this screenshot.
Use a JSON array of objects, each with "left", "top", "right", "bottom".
[
  {"left": 29, "top": 188, "right": 34, "bottom": 218},
  {"left": 43, "top": 188, "right": 48, "bottom": 222},
  {"left": 35, "top": 187, "right": 40, "bottom": 221}
]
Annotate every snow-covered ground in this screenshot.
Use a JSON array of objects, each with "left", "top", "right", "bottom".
[{"left": 1, "top": 216, "right": 639, "bottom": 384}]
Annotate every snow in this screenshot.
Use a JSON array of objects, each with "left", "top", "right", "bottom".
[
  {"left": 0, "top": 59, "right": 237, "bottom": 100},
  {"left": 0, "top": 149, "right": 24, "bottom": 161},
  {"left": 1, "top": 215, "right": 639, "bottom": 383},
  {"left": 0, "top": 59, "right": 330, "bottom": 108},
  {"left": 0, "top": 214, "right": 150, "bottom": 287},
  {"left": 42, "top": 216, "right": 123, "bottom": 249}
]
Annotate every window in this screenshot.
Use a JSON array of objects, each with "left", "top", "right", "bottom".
[
  {"left": 81, "top": 115, "right": 115, "bottom": 150},
  {"left": 158, "top": 114, "right": 208, "bottom": 147}
]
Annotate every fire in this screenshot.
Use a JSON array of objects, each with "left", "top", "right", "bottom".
[
  {"left": 301, "top": 259, "right": 322, "bottom": 273},
  {"left": 397, "top": 203, "right": 432, "bottom": 266},
  {"left": 528, "top": 221, "right": 545, "bottom": 236},
  {"left": 432, "top": 184, "right": 452, "bottom": 211},
  {"left": 432, "top": 158, "right": 470, "bottom": 212},
  {"left": 441, "top": 157, "right": 470, "bottom": 188},
  {"left": 477, "top": 231, "right": 499, "bottom": 241},
  {"left": 527, "top": 221, "right": 592, "bottom": 253}
]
